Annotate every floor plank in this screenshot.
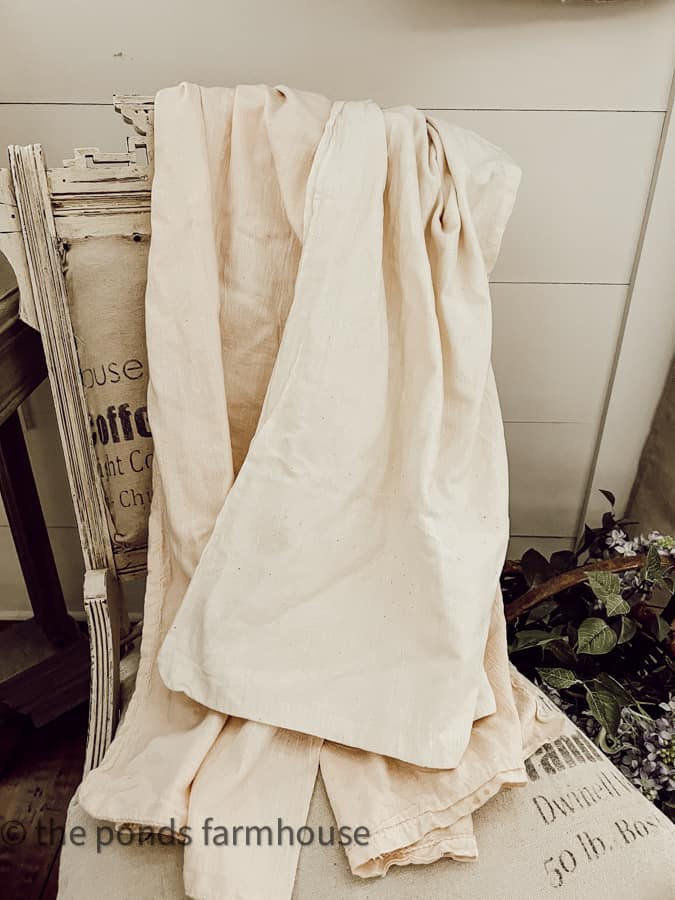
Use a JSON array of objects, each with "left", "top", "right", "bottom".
[{"left": 0, "top": 702, "right": 87, "bottom": 900}]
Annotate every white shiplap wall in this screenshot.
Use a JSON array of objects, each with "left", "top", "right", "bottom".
[{"left": 1, "top": 0, "right": 673, "bottom": 617}]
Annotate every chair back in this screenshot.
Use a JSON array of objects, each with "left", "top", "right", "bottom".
[{"left": 2, "top": 98, "right": 156, "bottom": 585}]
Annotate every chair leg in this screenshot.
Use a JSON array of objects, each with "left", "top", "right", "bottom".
[{"left": 83, "top": 568, "right": 122, "bottom": 775}]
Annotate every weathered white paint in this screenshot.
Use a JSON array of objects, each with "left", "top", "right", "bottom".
[
  {"left": 1, "top": 1, "right": 673, "bottom": 110},
  {"left": 1, "top": 106, "right": 664, "bottom": 284},
  {"left": 492, "top": 283, "right": 625, "bottom": 425},
  {"left": 0, "top": 2, "right": 672, "bottom": 614},
  {"left": 506, "top": 421, "right": 598, "bottom": 535},
  {"left": 584, "top": 75, "right": 675, "bottom": 527},
  {"left": 438, "top": 109, "right": 664, "bottom": 284}
]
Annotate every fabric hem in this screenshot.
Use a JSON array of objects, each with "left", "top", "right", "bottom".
[
  {"left": 157, "top": 644, "right": 479, "bottom": 770},
  {"left": 346, "top": 765, "right": 527, "bottom": 875},
  {"left": 75, "top": 785, "right": 188, "bottom": 835}
]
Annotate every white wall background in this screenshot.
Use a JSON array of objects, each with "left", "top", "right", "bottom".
[{"left": 1, "top": 0, "right": 674, "bottom": 616}]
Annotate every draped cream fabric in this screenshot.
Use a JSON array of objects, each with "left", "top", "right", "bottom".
[
  {"left": 77, "top": 83, "right": 566, "bottom": 900},
  {"left": 156, "top": 85, "right": 516, "bottom": 768}
]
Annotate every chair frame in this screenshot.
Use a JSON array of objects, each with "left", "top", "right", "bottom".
[{"left": 0, "top": 98, "right": 156, "bottom": 772}]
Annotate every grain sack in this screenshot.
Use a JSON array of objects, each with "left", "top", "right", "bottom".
[
  {"left": 64, "top": 233, "right": 153, "bottom": 572},
  {"left": 58, "top": 661, "right": 675, "bottom": 900}
]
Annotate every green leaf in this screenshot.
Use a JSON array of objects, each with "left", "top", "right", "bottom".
[
  {"left": 655, "top": 616, "right": 671, "bottom": 642},
  {"left": 593, "top": 672, "right": 633, "bottom": 707},
  {"left": 644, "top": 614, "right": 672, "bottom": 642},
  {"left": 576, "top": 617, "right": 618, "bottom": 655},
  {"left": 617, "top": 616, "right": 637, "bottom": 644},
  {"left": 604, "top": 594, "right": 630, "bottom": 617},
  {"left": 536, "top": 667, "right": 580, "bottom": 690},
  {"left": 586, "top": 570, "right": 622, "bottom": 603},
  {"left": 642, "top": 544, "right": 665, "bottom": 584},
  {"left": 527, "top": 599, "right": 558, "bottom": 623},
  {"left": 586, "top": 570, "right": 627, "bottom": 616},
  {"left": 585, "top": 685, "right": 622, "bottom": 735},
  {"left": 510, "top": 627, "right": 565, "bottom": 653},
  {"left": 599, "top": 489, "right": 616, "bottom": 507},
  {"left": 598, "top": 730, "right": 623, "bottom": 754}
]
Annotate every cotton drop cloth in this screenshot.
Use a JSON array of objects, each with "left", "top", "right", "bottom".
[
  {"left": 156, "top": 84, "right": 516, "bottom": 768},
  {"left": 77, "top": 83, "right": 566, "bottom": 900}
]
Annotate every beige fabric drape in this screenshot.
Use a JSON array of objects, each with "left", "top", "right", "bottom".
[
  {"left": 78, "top": 84, "right": 565, "bottom": 900},
  {"left": 156, "top": 85, "right": 516, "bottom": 768}
]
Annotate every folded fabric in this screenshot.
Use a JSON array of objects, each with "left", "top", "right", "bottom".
[
  {"left": 155, "top": 83, "right": 518, "bottom": 769},
  {"left": 78, "top": 83, "right": 566, "bottom": 900},
  {"left": 182, "top": 597, "right": 565, "bottom": 900},
  {"left": 320, "top": 595, "right": 565, "bottom": 880}
]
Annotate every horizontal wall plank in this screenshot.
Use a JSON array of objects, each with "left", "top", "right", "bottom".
[
  {"left": 1, "top": 1, "right": 673, "bottom": 110},
  {"left": 492, "top": 283, "right": 625, "bottom": 425},
  {"left": 0, "top": 105, "right": 663, "bottom": 285},
  {"left": 1, "top": 414, "right": 599, "bottom": 566},
  {"left": 0, "top": 253, "right": 16, "bottom": 294},
  {"left": 436, "top": 109, "right": 663, "bottom": 284},
  {"left": 23, "top": 396, "right": 78, "bottom": 528},
  {"left": 0, "top": 414, "right": 598, "bottom": 614},
  {"left": 0, "top": 527, "right": 581, "bottom": 617},
  {"left": 0, "top": 85, "right": 664, "bottom": 610},
  {"left": 505, "top": 421, "right": 598, "bottom": 536},
  {"left": 0, "top": 104, "right": 129, "bottom": 169},
  {"left": 0, "top": 383, "right": 77, "bottom": 529},
  {"left": 1, "top": 283, "right": 621, "bottom": 538},
  {"left": 0, "top": 524, "right": 84, "bottom": 615},
  {"left": 0, "top": 528, "right": 31, "bottom": 616},
  {"left": 0, "top": 523, "right": 147, "bottom": 618}
]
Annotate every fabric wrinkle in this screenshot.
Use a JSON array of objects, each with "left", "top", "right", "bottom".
[{"left": 77, "top": 82, "right": 566, "bottom": 900}]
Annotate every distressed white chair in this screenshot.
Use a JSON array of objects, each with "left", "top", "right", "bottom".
[
  {"left": 2, "top": 100, "right": 674, "bottom": 900},
  {"left": 0, "top": 97, "right": 154, "bottom": 772}
]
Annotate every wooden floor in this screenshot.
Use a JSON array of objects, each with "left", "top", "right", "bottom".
[{"left": 0, "top": 700, "right": 87, "bottom": 900}]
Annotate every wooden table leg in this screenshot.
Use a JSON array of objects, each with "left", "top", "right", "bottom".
[
  {"left": 0, "top": 315, "right": 89, "bottom": 726},
  {"left": 0, "top": 410, "right": 77, "bottom": 646}
]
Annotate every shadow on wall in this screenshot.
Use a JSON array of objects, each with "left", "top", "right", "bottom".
[
  {"left": 0, "top": 250, "right": 87, "bottom": 617},
  {"left": 627, "top": 351, "right": 675, "bottom": 536},
  {"left": 0, "top": 250, "right": 146, "bottom": 620},
  {"left": 385, "top": 0, "right": 669, "bottom": 30},
  {"left": 0, "top": 250, "right": 18, "bottom": 302}
]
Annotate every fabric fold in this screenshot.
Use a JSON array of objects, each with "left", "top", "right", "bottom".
[
  {"left": 75, "top": 83, "right": 563, "bottom": 900},
  {"left": 184, "top": 720, "right": 322, "bottom": 900},
  {"left": 320, "top": 593, "right": 566, "bottom": 878},
  {"left": 155, "top": 89, "right": 521, "bottom": 769}
]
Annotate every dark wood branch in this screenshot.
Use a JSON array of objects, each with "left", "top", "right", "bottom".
[{"left": 503, "top": 554, "right": 648, "bottom": 623}]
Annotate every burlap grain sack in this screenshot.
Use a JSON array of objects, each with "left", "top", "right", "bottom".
[
  {"left": 58, "top": 660, "right": 675, "bottom": 900},
  {"left": 64, "top": 234, "right": 153, "bottom": 567}
]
